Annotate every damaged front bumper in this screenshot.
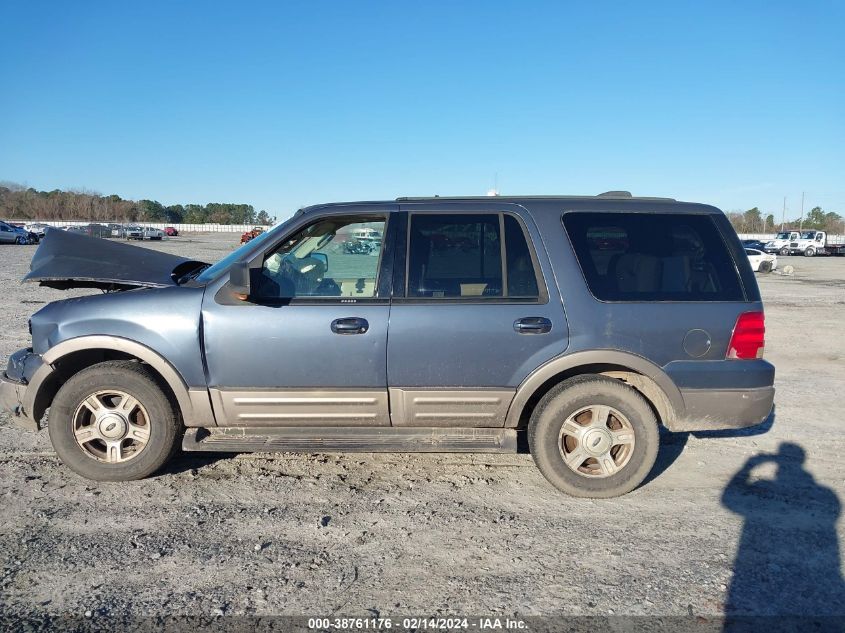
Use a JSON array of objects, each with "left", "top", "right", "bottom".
[{"left": 0, "top": 348, "right": 44, "bottom": 431}]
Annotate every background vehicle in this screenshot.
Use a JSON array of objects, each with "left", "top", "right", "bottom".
[
  {"left": 240, "top": 227, "right": 264, "bottom": 243},
  {"left": 2, "top": 194, "right": 774, "bottom": 498},
  {"left": 25, "top": 222, "right": 49, "bottom": 238},
  {"left": 0, "top": 221, "right": 29, "bottom": 244},
  {"left": 125, "top": 225, "right": 164, "bottom": 240},
  {"left": 343, "top": 226, "right": 383, "bottom": 255},
  {"left": 84, "top": 224, "right": 112, "bottom": 238},
  {"left": 764, "top": 231, "right": 799, "bottom": 255},
  {"left": 741, "top": 239, "right": 768, "bottom": 251},
  {"left": 1, "top": 221, "right": 39, "bottom": 244},
  {"left": 784, "top": 230, "right": 845, "bottom": 257},
  {"left": 164, "top": 226, "right": 179, "bottom": 236},
  {"left": 745, "top": 248, "right": 777, "bottom": 272}
]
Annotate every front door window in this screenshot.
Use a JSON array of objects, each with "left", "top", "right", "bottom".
[{"left": 255, "top": 217, "right": 386, "bottom": 299}]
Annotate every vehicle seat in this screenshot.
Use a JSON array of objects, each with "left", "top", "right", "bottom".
[{"left": 613, "top": 253, "right": 662, "bottom": 293}]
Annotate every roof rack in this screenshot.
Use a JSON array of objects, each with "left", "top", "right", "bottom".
[{"left": 395, "top": 192, "right": 677, "bottom": 202}]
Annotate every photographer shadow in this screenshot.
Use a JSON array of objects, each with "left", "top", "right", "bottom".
[{"left": 721, "top": 442, "right": 845, "bottom": 627}]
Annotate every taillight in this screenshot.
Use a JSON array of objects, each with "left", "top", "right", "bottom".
[{"left": 727, "top": 311, "right": 765, "bottom": 360}]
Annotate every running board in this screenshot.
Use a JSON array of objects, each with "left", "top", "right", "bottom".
[{"left": 182, "top": 427, "right": 518, "bottom": 453}]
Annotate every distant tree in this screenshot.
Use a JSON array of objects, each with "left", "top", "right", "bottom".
[
  {"left": 138, "top": 199, "right": 166, "bottom": 221},
  {"left": 743, "top": 207, "right": 763, "bottom": 232},
  {"left": 183, "top": 204, "right": 209, "bottom": 224},
  {"left": 804, "top": 206, "right": 826, "bottom": 230},
  {"left": 725, "top": 211, "right": 744, "bottom": 233},
  {"left": 824, "top": 211, "right": 843, "bottom": 233},
  {"left": 164, "top": 204, "right": 184, "bottom": 223},
  {"left": 0, "top": 182, "right": 271, "bottom": 225},
  {"left": 256, "top": 209, "right": 272, "bottom": 225},
  {"left": 764, "top": 214, "right": 775, "bottom": 231}
]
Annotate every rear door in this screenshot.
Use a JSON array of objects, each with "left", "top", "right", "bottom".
[{"left": 386, "top": 203, "right": 568, "bottom": 427}]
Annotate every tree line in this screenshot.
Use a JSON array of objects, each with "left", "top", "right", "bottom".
[
  {"left": 0, "top": 183, "right": 275, "bottom": 225},
  {"left": 726, "top": 206, "right": 843, "bottom": 234}
]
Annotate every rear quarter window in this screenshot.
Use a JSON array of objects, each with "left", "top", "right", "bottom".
[{"left": 562, "top": 212, "right": 745, "bottom": 302}]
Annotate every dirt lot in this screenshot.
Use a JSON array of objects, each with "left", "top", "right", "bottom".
[{"left": 1, "top": 234, "right": 843, "bottom": 624}]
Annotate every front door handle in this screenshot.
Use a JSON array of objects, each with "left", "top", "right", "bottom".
[
  {"left": 331, "top": 317, "right": 369, "bottom": 335},
  {"left": 514, "top": 317, "right": 552, "bottom": 334}
]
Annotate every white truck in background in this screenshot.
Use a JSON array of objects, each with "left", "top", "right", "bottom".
[
  {"left": 775, "top": 230, "right": 845, "bottom": 257},
  {"left": 764, "top": 231, "right": 799, "bottom": 255}
]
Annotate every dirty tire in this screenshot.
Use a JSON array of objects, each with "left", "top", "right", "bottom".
[
  {"left": 528, "top": 375, "right": 659, "bottom": 498},
  {"left": 48, "top": 361, "right": 181, "bottom": 481},
  {"left": 804, "top": 247, "right": 815, "bottom": 257},
  {"left": 759, "top": 260, "right": 773, "bottom": 273},
  {"left": 779, "top": 247, "right": 789, "bottom": 256}
]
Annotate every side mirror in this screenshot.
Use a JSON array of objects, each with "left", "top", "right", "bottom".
[
  {"left": 311, "top": 252, "right": 328, "bottom": 270},
  {"left": 229, "top": 261, "right": 251, "bottom": 300}
]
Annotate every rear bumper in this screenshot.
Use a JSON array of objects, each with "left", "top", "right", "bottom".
[
  {"left": 671, "top": 386, "right": 775, "bottom": 432},
  {"left": 0, "top": 372, "right": 38, "bottom": 431}
]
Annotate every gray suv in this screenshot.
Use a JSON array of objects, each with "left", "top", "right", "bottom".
[{"left": 0, "top": 194, "right": 775, "bottom": 497}]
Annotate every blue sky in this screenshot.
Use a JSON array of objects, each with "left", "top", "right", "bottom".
[{"left": 1, "top": 1, "right": 843, "bottom": 221}]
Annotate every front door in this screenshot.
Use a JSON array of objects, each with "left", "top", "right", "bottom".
[
  {"left": 387, "top": 204, "right": 568, "bottom": 427},
  {"left": 201, "top": 208, "right": 396, "bottom": 426}
]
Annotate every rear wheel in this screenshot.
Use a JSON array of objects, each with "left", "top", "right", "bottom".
[
  {"left": 528, "top": 375, "right": 659, "bottom": 498},
  {"left": 48, "top": 361, "right": 181, "bottom": 481}
]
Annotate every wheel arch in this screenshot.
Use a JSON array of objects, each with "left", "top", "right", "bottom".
[
  {"left": 505, "top": 350, "right": 684, "bottom": 430},
  {"left": 26, "top": 336, "right": 212, "bottom": 428}
]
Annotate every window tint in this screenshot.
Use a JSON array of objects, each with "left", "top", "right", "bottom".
[
  {"left": 408, "top": 214, "right": 502, "bottom": 297},
  {"left": 562, "top": 212, "right": 744, "bottom": 301},
  {"left": 505, "top": 215, "right": 539, "bottom": 298},
  {"left": 255, "top": 217, "right": 385, "bottom": 299},
  {"left": 406, "top": 214, "right": 541, "bottom": 300}
]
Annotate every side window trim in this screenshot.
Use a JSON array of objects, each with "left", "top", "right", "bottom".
[
  {"left": 396, "top": 210, "right": 547, "bottom": 304},
  {"left": 499, "top": 213, "right": 509, "bottom": 297}
]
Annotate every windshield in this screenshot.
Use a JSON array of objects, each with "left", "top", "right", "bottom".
[
  {"left": 195, "top": 222, "right": 285, "bottom": 283},
  {"left": 775, "top": 232, "right": 790, "bottom": 239}
]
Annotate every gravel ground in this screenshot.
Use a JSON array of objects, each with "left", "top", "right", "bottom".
[{"left": 1, "top": 234, "right": 843, "bottom": 623}]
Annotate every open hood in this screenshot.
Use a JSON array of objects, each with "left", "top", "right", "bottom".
[{"left": 23, "top": 228, "right": 209, "bottom": 291}]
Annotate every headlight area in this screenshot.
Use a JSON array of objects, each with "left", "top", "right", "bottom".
[
  {"left": 27, "top": 303, "right": 61, "bottom": 356},
  {"left": 5, "top": 348, "right": 44, "bottom": 384}
]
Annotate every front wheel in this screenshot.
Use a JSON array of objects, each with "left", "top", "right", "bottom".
[
  {"left": 15, "top": 235, "right": 27, "bottom": 245},
  {"left": 528, "top": 375, "right": 659, "bottom": 498},
  {"left": 804, "top": 247, "right": 816, "bottom": 257},
  {"left": 48, "top": 361, "right": 181, "bottom": 481},
  {"left": 779, "top": 247, "right": 790, "bottom": 256}
]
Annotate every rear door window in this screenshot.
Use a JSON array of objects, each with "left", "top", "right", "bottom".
[
  {"left": 407, "top": 213, "right": 541, "bottom": 300},
  {"left": 562, "top": 212, "right": 744, "bottom": 301}
]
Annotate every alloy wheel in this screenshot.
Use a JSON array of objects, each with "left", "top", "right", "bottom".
[
  {"left": 72, "top": 390, "right": 151, "bottom": 463},
  {"left": 558, "top": 405, "right": 636, "bottom": 477}
]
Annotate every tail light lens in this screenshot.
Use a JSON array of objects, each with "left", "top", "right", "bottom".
[{"left": 727, "top": 311, "right": 765, "bottom": 359}]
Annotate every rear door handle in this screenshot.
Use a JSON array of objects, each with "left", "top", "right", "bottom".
[
  {"left": 514, "top": 317, "right": 552, "bottom": 334},
  {"left": 331, "top": 317, "right": 369, "bottom": 335}
]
